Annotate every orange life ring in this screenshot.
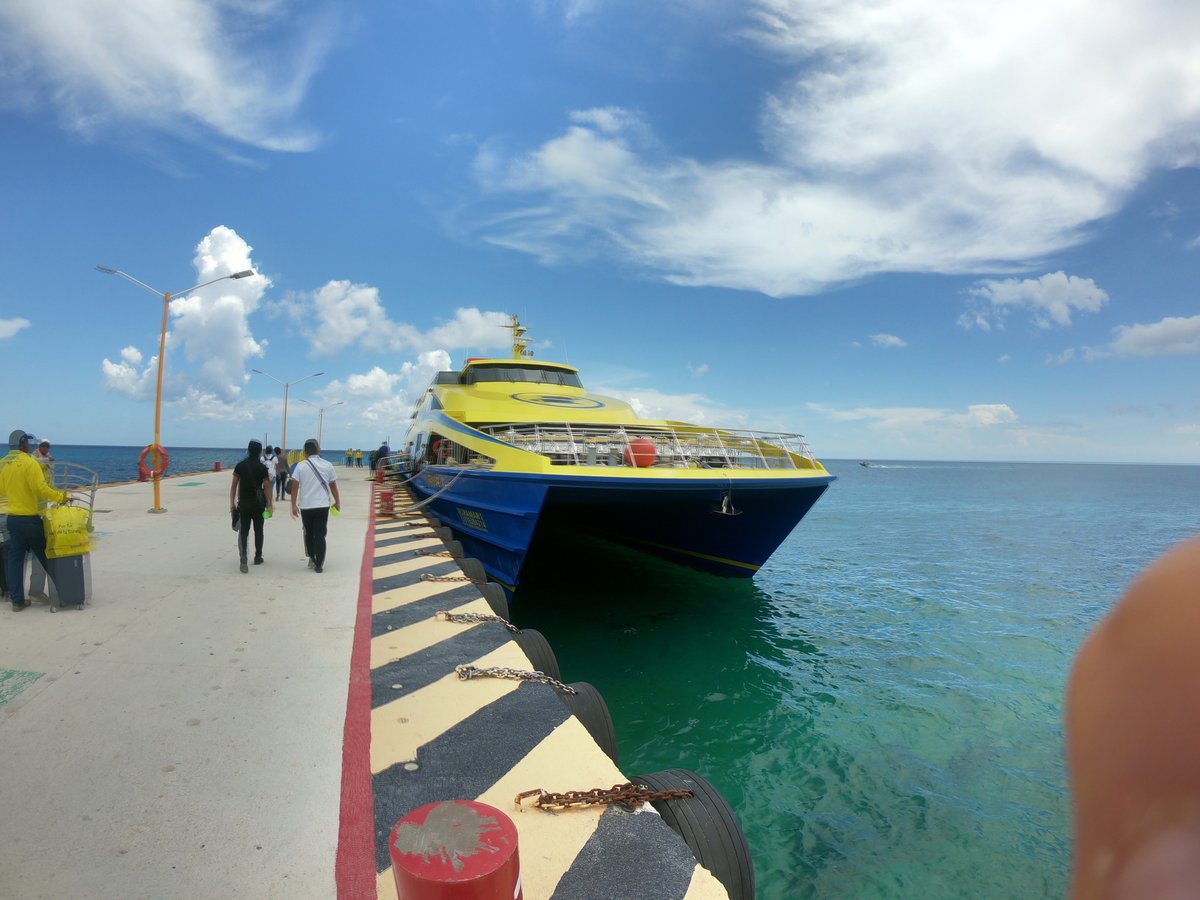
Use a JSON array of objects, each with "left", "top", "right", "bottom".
[{"left": 138, "top": 443, "right": 170, "bottom": 480}]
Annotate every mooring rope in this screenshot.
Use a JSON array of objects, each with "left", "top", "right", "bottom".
[{"left": 387, "top": 468, "right": 467, "bottom": 513}]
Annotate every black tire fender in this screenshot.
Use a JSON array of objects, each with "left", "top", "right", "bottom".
[
  {"left": 556, "top": 681, "right": 618, "bottom": 766},
  {"left": 630, "top": 768, "right": 755, "bottom": 900},
  {"left": 477, "top": 582, "right": 510, "bottom": 620},
  {"left": 513, "top": 628, "right": 561, "bottom": 681},
  {"left": 458, "top": 556, "right": 487, "bottom": 583}
]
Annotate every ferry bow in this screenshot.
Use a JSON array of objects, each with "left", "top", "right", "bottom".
[{"left": 401, "top": 317, "right": 835, "bottom": 592}]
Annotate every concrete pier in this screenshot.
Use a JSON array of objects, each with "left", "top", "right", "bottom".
[{"left": 0, "top": 470, "right": 732, "bottom": 899}]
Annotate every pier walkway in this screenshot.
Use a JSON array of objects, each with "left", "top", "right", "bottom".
[{"left": 0, "top": 470, "right": 731, "bottom": 899}]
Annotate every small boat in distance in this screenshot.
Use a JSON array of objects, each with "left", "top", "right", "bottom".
[{"left": 400, "top": 316, "right": 836, "bottom": 593}]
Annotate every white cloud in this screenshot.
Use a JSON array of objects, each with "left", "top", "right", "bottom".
[
  {"left": 426, "top": 310, "right": 513, "bottom": 349},
  {"left": 961, "top": 271, "right": 1109, "bottom": 330},
  {"left": 320, "top": 351, "right": 454, "bottom": 430},
  {"left": 101, "top": 225, "right": 268, "bottom": 411},
  {"left": 1091, "top": 314, "right": 1200, "bottom": 358},
  {"left": 870, "top": 333, "right": 907, "bottom": 348},
  {"left": 100, "top": 355, "right": 152, "bottom": 399},
  {"left": 0, "top": 318, "right": 31, "bottom": 340},
  {"left": 966, "top": 403, "right": 1018, "bottom": 427},
  {"left": 807, "top": 401, "right": 1017, "bottom": 431},
  {"left": 467, "top": 1, "right": 1200, "bottom": 296},
  {"left": 688, "top": 362, "right": 710, "bottom": 376},
  {"left": 278, "top": 285, "right": 512, "bottom": 358},
  {"left": 281, "top": 281, "right": 416, "bottom": 356},
  {"left": 0, "top": 0, "right": 331, "bottom": 154},
  {"left": 593, "top": 384, "right": 743, "bottom": 427}
]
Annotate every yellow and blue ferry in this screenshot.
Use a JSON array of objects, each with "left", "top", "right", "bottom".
[{"left": 401, "top": 317, "right": 835, "bottom": 592}]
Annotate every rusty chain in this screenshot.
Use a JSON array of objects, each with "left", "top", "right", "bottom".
[
  {"left": 436, "top": 610, "right": 519, "bottom": 634},
  {"left": 420, "top": 573, "right": 484, "bottom": 584},
  {"left": 455, "top": 664, "right": 577, "bottom": 695},
  {"left": 415, "top": 548, "right": 455, "bottom": 558},
  {"left": 515, "top": 783, "right": 695, "bottom": 812}
]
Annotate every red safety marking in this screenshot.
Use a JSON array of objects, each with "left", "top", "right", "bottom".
[{"left": 336, "top": 485, "right": 381, "bottom": 899}]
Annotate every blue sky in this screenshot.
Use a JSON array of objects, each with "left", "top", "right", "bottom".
[{"left": 1, "top": 0, "right": 1198, "bottom": 463}]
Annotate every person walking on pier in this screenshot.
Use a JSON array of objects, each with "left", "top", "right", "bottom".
[
  {"left": 1, "top": 429, "right": 70, "bottom": 611},
  {"left": 290, "top": 438, "right": 340, "bottom": 574},
  {"left": 272, "top": 446, "right": 287, "bottom": 500},
  {"left": 230, "top": 439, "right": 273, "bottom": 573}
]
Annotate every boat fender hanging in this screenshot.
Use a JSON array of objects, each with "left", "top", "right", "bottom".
[
  {"left": 630, "top": 768, "right": 755, "bottom": 900},
  {"left": 138, "top": 444, "right": 170, "bottom": 481}
]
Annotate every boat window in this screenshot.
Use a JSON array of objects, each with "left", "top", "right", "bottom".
[
  {"left": 463, "top": 365, "right": 582, "bottom": 388},
  {"left": 434, "top": 371, "right": 460, "bottom": 384}
]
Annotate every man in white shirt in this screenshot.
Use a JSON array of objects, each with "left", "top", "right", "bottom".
[{"left": 289, "top": 438, "right": 340, "bottom": 573}]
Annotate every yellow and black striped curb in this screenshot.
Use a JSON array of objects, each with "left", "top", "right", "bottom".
[{"left": 339, "top": 486, "right": 728, "bottom": 899}]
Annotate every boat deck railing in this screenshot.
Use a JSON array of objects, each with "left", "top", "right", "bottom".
[{"left": 477, "top": 423, "right": 817, "bottom": 470}]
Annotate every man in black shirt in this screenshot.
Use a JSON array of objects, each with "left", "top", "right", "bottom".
[{"left": 229, "top": 439, "right": 273, "bottom": 573}]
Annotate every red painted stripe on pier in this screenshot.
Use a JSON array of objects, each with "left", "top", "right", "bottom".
[{"left": 336, "top": 485, "right": 379, "bottom": 899}]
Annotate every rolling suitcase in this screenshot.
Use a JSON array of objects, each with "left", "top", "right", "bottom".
[{"left": 47, "top": 553, "right": 90, "bottom": 611}]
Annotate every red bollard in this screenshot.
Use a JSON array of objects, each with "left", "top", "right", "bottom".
[
  {"left": 390, "top": 800, "right": 522, "bottom": 900},
  {"left": 376, "top": 466, "right": 385, "bottom": 484},
  {"left": 214, "top": 461, "right": 222, "bottom": 472},
  {"left": 380, "top": 490, "right": 395, "bottom": 518}
]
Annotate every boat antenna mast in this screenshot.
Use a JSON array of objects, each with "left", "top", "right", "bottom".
[{"left": 503, "top": 314, "right": 534, "bottom": 360}]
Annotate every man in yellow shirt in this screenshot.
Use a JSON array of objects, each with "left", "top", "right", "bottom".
[{"left": 1, "top": 430, "right": 70, "bottom": 611}]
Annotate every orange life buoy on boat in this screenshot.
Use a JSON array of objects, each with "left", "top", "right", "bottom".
[
  {"left": 138, "top": 443, "right": 170, "bottom": 481},
  {"left": 624, "top": 437, "right": 657, "bottom": 468}
]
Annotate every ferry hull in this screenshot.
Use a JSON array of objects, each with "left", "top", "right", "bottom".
[
  {"left": 409, "top": 468, "right": 547, "bottom": 588},
  {"left": 537, "top": 478, "right": 830, "bottom": 578},
  {"left": 408, "top": 467, "right": 832, "bottom": 590}
]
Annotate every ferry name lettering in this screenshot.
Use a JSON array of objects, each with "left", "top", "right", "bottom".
[{"left": 457, "top": 508, "right": 488, "bottom": 531}]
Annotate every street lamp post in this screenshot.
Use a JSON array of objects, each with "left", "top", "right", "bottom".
[
  {"left": 251, "top": 369, "right": 325, "bottom": 469},
  {"left": 95, "top": 264, "right": 255, "bottom": 513},
  {"left": 296, "top": 399, "right": 344, "bottom": 446}
]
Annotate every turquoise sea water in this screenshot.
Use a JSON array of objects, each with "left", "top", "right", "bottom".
[{"left": 513, "top": 460, "right": 1200, "bottom": 899}]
